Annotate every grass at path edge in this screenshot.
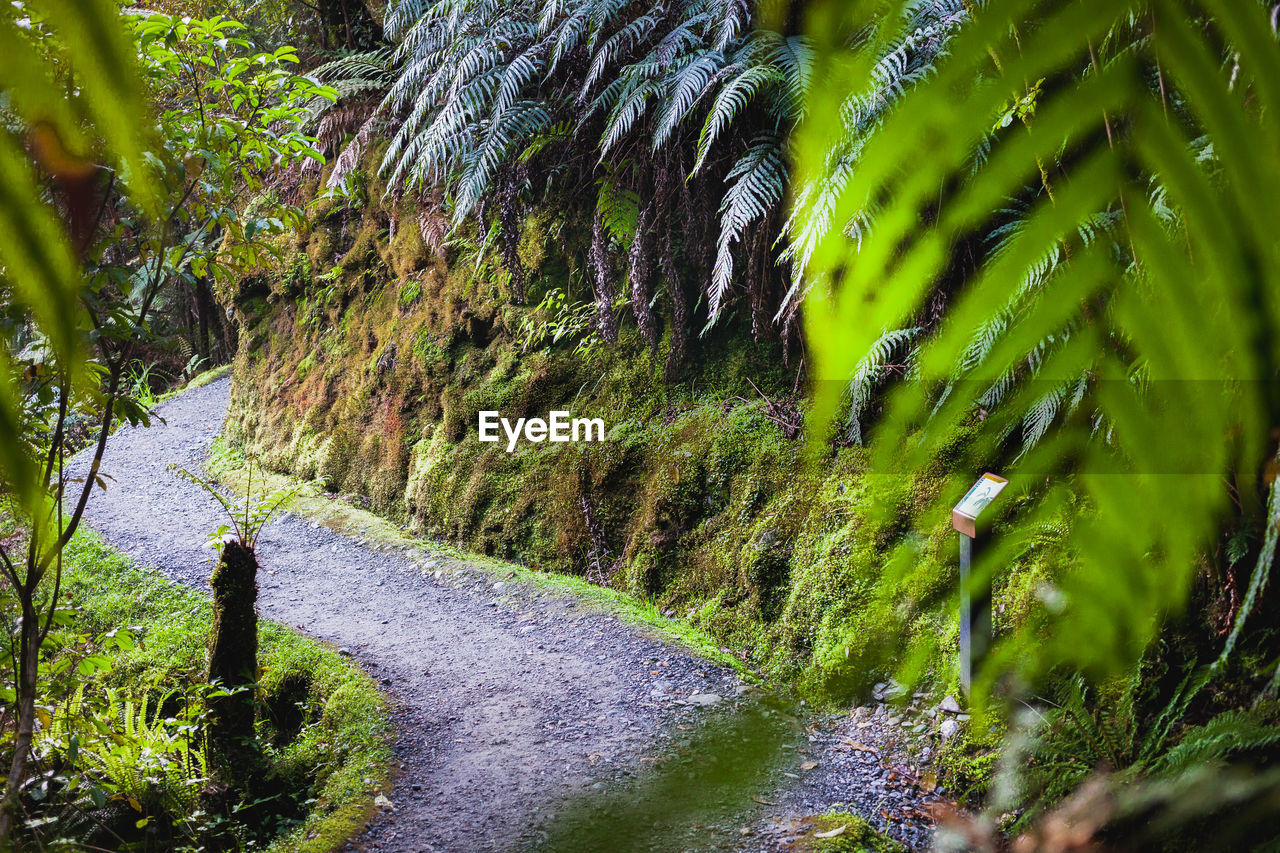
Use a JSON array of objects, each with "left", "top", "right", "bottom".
[{"left": 63, "top": 530, "right": 393, "bottom": 853}]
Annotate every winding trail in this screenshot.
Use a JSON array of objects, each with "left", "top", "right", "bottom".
[
  {"left": 75, "top": 377, "right": 754, "bottom": 851},
  {"left": 74, "top": 377, "right": 938, "bottom": 852}
]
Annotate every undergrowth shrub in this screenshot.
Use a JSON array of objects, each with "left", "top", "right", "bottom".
[{"left": 0, "top": 530, "right": 392, "bottom": 852}]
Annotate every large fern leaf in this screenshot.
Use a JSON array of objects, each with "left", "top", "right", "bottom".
[{"left": 799, "top": 0, "right": 1280, "bottom": 703}]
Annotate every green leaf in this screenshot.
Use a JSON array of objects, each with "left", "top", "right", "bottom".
[
  {"left": 0, "top": 131, "right": 83, "bottom": 366},
  {"left": 796, "top": 0, "right": 1280, "bottom": 704},
  {"left": 41, "top": 0, "right": 159, "bottom": 214}
]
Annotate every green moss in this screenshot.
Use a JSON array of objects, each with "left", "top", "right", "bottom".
[
  {"left": 791, "top": 812, "right": 907, "bottom": 853},
  {"left": 277, "top": 252, "right": 313, "bottom": 296},
  {"left": 398, "top": 278, "right": 422, "bottom": 307},
  {"left": 305, "top": 225, "right": 339, "bottom": 269},
  {"left": 317, "top": 428, "right": 355, "bottom": 491},
  {"left": 207, "top": 540, "right": 260, "bottom": 754},
  {"left": 412, "top": 327, "right": 448, "bottom": 366},
  {"left": 517, "top": 207, "right": 556, "bottom": 272},
  {"left": 340, "top": 215, "right": 384, "bottom": 269},
  {"left": 934, "top": 715, "right": 1006, "bottom": 803},
  {"left": 155, "top": 364, "right": 232, "bottom": 404},
  {"left": 223, "top": 189, "right": 1070, "bottom": 708},
  {"left": 297, "top": 351, "right": 318, "bottom": 380},
  {"left": 389, "top": 212, "right": 431, "bottom": 279}
]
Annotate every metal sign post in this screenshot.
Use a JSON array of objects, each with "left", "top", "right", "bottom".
[{"left": 951, "top": 472, "right": 1007, "bottom": 694}]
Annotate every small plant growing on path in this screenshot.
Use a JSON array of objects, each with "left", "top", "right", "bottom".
[{"left": 169, "top": 461, "right": 296, "bottom": 772}]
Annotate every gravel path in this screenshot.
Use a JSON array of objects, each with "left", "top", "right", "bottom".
[{"left": 72, "top": 377, "right": 939, "bottom": 852}]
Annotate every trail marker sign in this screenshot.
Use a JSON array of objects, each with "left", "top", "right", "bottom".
[
  {"left": 951, "top": 472, "right": 1008, "bottom": 538},
  {"left": 952, "top": 472, "right": 1007, "bottom": 694}
]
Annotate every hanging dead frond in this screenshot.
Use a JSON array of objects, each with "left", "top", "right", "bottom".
[
  {"left": 589, "top": 210, "right": 619, "bottom": 343},
  {"left": 628, "top": 203, "right": 659, "bottom": 350}
]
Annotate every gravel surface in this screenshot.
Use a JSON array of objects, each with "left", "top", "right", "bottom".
[{"left": 72, "top": 377, "right": 940, "bottom": 852}]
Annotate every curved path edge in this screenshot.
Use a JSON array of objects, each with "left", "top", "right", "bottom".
[{"left": 74, "top": 376, "right": 938, "bottom": 851}]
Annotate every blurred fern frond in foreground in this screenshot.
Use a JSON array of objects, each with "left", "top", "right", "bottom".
[{"left": 798, "top": 0, "right": 1280, "bottom": 704}]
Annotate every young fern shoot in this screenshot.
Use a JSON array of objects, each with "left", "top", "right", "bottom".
[{"left": 168, "top": 461, "right": 297, "bottom": 553}]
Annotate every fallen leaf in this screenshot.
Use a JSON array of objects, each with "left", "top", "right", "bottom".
[
  {"left": 751, "top": 796, "right": 778, "bottom": 806},
  {"left": 920, "top": 771, "right": 938, "bottom": 793},
  {"left": 814, "top": 825, "right": 846, "bottom": 839},
  {"left": 800, "top": 761, "right": 819, "bottom": 771},
  {"left": 840, "top": 739, "right": 879, "bottom": 753}
]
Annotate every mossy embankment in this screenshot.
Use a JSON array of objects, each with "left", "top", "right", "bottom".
[{"left": 223, "top": 171, "right": 1067, "bottom": 704}]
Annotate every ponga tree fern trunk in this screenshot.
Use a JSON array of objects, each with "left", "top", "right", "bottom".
[
  {"left": 171, "top": 461, "right": 297, "bottom": 776},
  {"left": 207, "top": 539, "right": 260, "bottom": 759}
]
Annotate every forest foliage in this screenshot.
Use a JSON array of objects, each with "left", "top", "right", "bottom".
[
  {"left": 798, "top": 0, "right": 1280, "bottom": 709},
  {"left": 306, "top": 0, "right": 969, "bottom": 375},
  {"left": 298, "top": 0, "right": 1280, "bottom": 720},
  {"left": 4, "top": 0, "right": 1280, "bottom": 849},
  {"left": 283, "top": 0, "right": 1280, "bottom": 843},
  {"left": 0, "top": 2, "right": 357, "bottom": 846}
]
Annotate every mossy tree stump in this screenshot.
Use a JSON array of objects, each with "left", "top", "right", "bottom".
[{"left": 208, "top": 539, "right": 260, "bottom": 762}]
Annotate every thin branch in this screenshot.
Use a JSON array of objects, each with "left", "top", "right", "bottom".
[{"left": 0, "top": 542, "right": 22, "bottom": 593}]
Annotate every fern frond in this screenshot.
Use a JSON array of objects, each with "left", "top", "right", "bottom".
[
  {"left": 846, "top": 327, "right": 923, "bottom": 444},
  {"left": 692, "top": 62, "right": 784, "bottom": 172},
  {"left": 652, "top": 50, "right": 724, "bottom": 150},
  {"left": 600, "top": 75, "right": 660, "bottom": 153},
  {"left": 596, "top": 177, "right": 641, "bottom": 243},
  {"left": 708, "top": 132, "right": 786, "bottom": 326},
  {"left": 580, "top": 12, "right": 660, "bottom": 100},
  {"left": 1156, "top": 712, "right": 1280, "bottom": 775},
  {"left": 709, "top": 0, "right": 751, "bottom": 50}
]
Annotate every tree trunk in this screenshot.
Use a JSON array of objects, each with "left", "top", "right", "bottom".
[
  {"left": 194, "top": 277, "right": 212, "bottom": 365},
  {"left": 0, "top": 598, "right": 40, "bottom": 840},
  {"left": 316, "top": 0, "right": 384, "bottom": 51},
  {"left": 207, "top": 540, "right": 259, "bottom": 756}
]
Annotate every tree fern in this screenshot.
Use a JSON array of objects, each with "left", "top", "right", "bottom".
[
  {"left": 709, "top": 132, "right": 786, "bottom": 325},
  {"left": 364, "top": 0, "right": 829, "bottom": 348}
]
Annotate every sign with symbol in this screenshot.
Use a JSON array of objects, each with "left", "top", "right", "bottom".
[{"left": 951, "top": 472, "right": 1007, "bottom": 538}]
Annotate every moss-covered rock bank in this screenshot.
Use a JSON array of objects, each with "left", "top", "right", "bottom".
[{"left": 224, "top": 181, "right": 1063, "bottom": 701}]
